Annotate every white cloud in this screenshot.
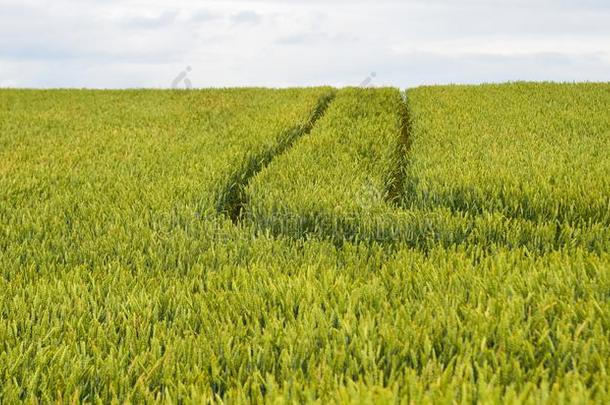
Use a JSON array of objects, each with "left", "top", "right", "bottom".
[{"left": 0, "top": 0, "right": 608, "bottom": 88}]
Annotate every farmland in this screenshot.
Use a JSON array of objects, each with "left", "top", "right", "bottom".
[{"left": 1, "top": 84, "right": 609, "bottom": 402}]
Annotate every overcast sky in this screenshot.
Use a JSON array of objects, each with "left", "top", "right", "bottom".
[{"left": 1, "top": 0, "right": 609, "bottom": 88}]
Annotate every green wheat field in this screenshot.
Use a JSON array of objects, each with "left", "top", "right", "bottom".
[{"left": 1, "top": 83, "right": 609, "bottom": 403}]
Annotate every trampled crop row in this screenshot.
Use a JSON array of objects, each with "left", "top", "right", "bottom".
[
  {"left": 244, "top": 85, "right": 610, "bottom": 253},
  {"left": 0, "top": 88, "right": 333, "bottom": 275}
]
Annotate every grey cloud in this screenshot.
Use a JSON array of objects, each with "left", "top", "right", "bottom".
[
  {"left": 275, "top": 33, "right": 325, "bottom": 45},
  {"left": 120, "top": 11, "right": 178, "bottom": 29},
  {"left": 379, "top": 51, "right": 610, "bottom": 87},
  {"left": 275, "top": 32, "right": 355, "bottom": 45},
  {"left": 190, "top": 9, "right": 220, "bottom": 23},
  {"left": 231, "top": 11, "right": 263, "bottom": 25}
]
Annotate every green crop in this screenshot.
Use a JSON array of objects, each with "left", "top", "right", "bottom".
[
  {"left": 245, "top": 86, "right": 609, "bottom": 253},
  {"left": 0, "top": 88, "right": 332, "bottom": 273},
  {"left": 2, "top": 240, "right": 609, "bottom": 403},
  {"left": 1, "top": 84, "right": 609, "bottom": 403},
  {"left": 405, "top": 83, "right": 610, "bottom": 225}
]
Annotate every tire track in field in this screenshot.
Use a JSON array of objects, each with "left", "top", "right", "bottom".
[
  {"left": 238, "top": 88, "right": 422, "bottom": 250},
  {"left": 236, "top": 88, "right": 608, "bottom": 255},
  {"left": 220, "top": 90, "right": 337, "bottom": 223},
  {"left": 385, "top": 92, "right": 412, "bottom": 206}
]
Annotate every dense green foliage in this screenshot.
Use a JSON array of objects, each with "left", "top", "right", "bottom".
[
  {"left": 245, "top": 86, "right": 609, "bottom": 253},
  {"left": 3, "top": 241, "right": 609, "bottom": 403},
  {"left": 405, "top": 83, "right": 610, "bottom": 225},
  {"left": 0, "top": 88, "right": 332, "bottom": 271},
  {"left": 1, "top": 84, "right": 609, "bottom": 403}
]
